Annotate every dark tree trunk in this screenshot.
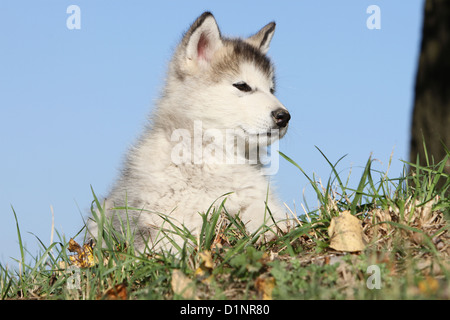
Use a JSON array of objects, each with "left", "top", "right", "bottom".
[{"left": 410, "top": 0, "right": 450, "bottom": 181}]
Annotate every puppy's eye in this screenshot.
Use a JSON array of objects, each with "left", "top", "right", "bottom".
[{"left": 233, "top": 82, "right": 252, "bottom": 92}]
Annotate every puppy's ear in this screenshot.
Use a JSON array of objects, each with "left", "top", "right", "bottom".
[
  {"left": 245, "top": 22, "right": 276, "bottom": 54},
  {"left": 181, "top": 12, "right": 223, "bottom": 68}
]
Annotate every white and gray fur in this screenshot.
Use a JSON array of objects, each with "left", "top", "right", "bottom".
[{"left": 86, "top": 12, "right": 292, "bottom": 252}]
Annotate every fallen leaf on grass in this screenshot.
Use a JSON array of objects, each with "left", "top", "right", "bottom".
[
  {"left": 198, "top": 250, "right": 214, "bottom": 269},
  {"left": 194, "top": 251, "right": 214, "bottom": 284},
  {"left": 328, "top": 211, "right": 365, "bottom": 252},
  {"left": 100, "top": 283, "right": 128, "bottom": 300},
  {"left": 418, "top": 276, "right": 439, "bottom": 296},
  {"left": 171, "top": 269, "right": 197, "bottom": 299},
  {"left": 68, "top": 238, "right": 96, "bottom": 268},
  {"left": 255, "top": 275, "right": 275, "bottom": 300}
]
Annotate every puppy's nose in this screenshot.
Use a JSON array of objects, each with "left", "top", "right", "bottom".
[{"left": 271, "top": 109, "right": 291, "bottom": 128}]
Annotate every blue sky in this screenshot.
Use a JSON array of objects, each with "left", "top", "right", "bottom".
[{"left": 0, "top": 0, "right": 424, "bottom": 265}]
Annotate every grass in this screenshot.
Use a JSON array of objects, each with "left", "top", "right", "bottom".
[{"left": 1, "top": 147, "right": 449, "bottom": 300}]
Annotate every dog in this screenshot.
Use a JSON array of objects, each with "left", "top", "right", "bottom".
[{"left": 86, "top": 11, "right": 291, "bottom": 253}]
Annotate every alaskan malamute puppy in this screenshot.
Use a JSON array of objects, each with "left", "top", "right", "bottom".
[{"left": 87, "top": 12, "right": 292, "bottom": 252}]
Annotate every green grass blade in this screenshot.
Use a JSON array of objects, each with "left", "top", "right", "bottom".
[
  {"left": 11, "top": 206, "right": 26, "bottom": 297},
  {"left": 279, "top": 151, "right": 325, "bottom": 204},
  {"left": 350, "top": 156, "right": 373, "bottom": 214},
  {"left": 314, "top": 146, "right": 349, "bottom": 200}
]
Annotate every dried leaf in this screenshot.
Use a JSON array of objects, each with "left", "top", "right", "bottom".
[
  {"left": 199, "top": 250, "right": 214, "bottom": 269},
  {"left": 171, "top": 269, "right": 196, "bottom": 299},
  {"left": 194, "top": 251, "right": 214, "bottom": 284},
  {"left": 328, "top": 211, "right": 365, "bottom": 252},
  {"left": 68, "top": 238, "right": 96, "bottom": 268},
  {"left": 418, "top": 276, "right": 439, "bottom": 296},
  {"left": 101, "top": 283, "right": 128, "bottom": 300},
  {"left": 255, "top": 275, "right": 275, "bottom": 300}
]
